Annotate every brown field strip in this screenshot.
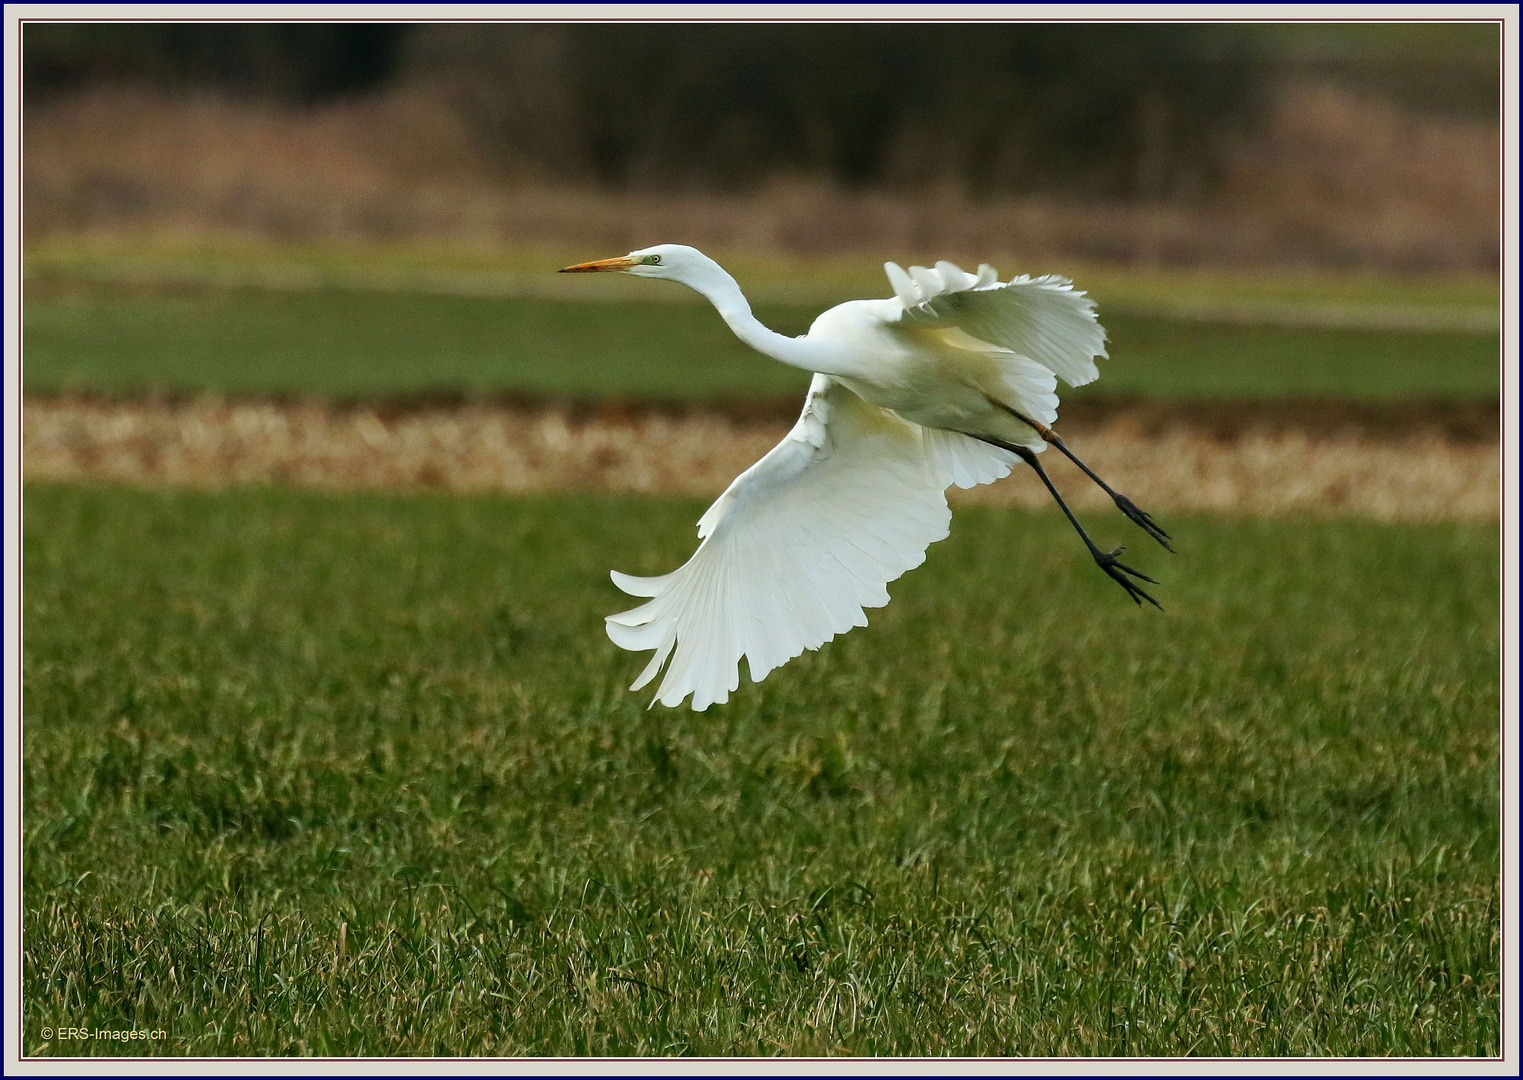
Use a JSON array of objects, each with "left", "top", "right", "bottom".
[{"left": 23, "top": 395, "right": 1499, "bottom": 521}]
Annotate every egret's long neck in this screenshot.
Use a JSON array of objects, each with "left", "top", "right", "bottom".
[{"left": 689, "top": 265, "right": 838, "bottom": 374}]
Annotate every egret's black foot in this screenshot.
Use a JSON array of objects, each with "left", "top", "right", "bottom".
[
  {"left": 1112, "top": 493, "right": 1174, "bottom": 553},
  {"left": 1095, "top": 546, "right": 1163, "bottom": 609}
]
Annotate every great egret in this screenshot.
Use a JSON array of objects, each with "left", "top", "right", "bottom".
[{"left": 560, "top": 245, "right": 1171, "bottom": 710}]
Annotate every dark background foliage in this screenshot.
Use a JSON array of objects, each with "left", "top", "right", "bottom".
[{"left": 22, "top": 21, "right": 1498, "bottom": 199}]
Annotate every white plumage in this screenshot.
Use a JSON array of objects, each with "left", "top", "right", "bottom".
[{"left": 560, "top": 245, "right": 1169, "bottom": 710}]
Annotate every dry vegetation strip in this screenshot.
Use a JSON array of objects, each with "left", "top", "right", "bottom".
[{"left": 25, "top": 396, "right": 1498, "bottom": 521}]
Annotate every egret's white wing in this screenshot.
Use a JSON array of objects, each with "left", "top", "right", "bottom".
[
  {"left": 886, "top": 260, "right": 1108, "bottom": 388},
  {"left": 922, "top": 427, "right": 1023, "bottom": 489},
  {"left": 606, "top": 374, "right": 955, "bottom": 711}
]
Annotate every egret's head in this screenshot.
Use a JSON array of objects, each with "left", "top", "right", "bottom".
[{"left": 558, "top": 244, "right": 717, "bottom": 285}]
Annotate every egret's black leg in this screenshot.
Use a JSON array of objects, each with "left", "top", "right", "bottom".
[
  {"left": 974, "top": 435, "right": 1162, "bottom": 610},
  {"left": 987, "top": 400, "right": 1173, "bottom": 552},
  {"left": 1044, "top": 431, "right": 1173, "bottom": 552}
]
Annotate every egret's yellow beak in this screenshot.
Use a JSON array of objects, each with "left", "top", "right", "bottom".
[{"left": 558, "top": 256, "right": 638, "bottom": 273}]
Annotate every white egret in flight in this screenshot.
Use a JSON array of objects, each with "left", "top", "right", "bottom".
[{"left": 561, "top": 245, "right": 1171, "bottom": 710}]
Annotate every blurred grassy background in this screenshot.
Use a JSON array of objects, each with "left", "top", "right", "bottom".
[
  {"left": 23, "top": 274, "right": 1499, "bottom": 402},
  {"left": 22, "top": 19, "right": 1499, "bottom": 408}
]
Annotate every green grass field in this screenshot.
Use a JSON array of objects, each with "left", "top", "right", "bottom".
[
  {"left": 24, "top": 278, "right": 1500, "bottom": 402},
  {"left": 23, "top": 485, "right": 1500, "bottom": 1056},
  {"left": 25, "top": 232, "right": 1503, "bottom": 318}
]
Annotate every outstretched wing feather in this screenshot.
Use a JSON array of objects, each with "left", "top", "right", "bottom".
[
  {"left": 888, "top": 261, "right": 1108, "bottom": 388},
  {"left": 606, "top": 374, "right": 956, "bottom": 710}
]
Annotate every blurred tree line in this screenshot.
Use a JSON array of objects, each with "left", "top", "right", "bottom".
[{"left": 23, "top": 21, "right": 1499, "bottom": 201}]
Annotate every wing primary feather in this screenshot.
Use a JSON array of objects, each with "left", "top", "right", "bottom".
[
  {"left": 909, "top": 264, "right": 945, "bottom": 299},
  {"left": 884, "top": 262, "right": 921, "bottom": 306},
  {"left": 610, "top": 568, "right": 676, "bottom": 598}
]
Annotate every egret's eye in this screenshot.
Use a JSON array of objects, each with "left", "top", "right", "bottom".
[{"left": 643, "top": 254, "right": 662, "bottom": 265}]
